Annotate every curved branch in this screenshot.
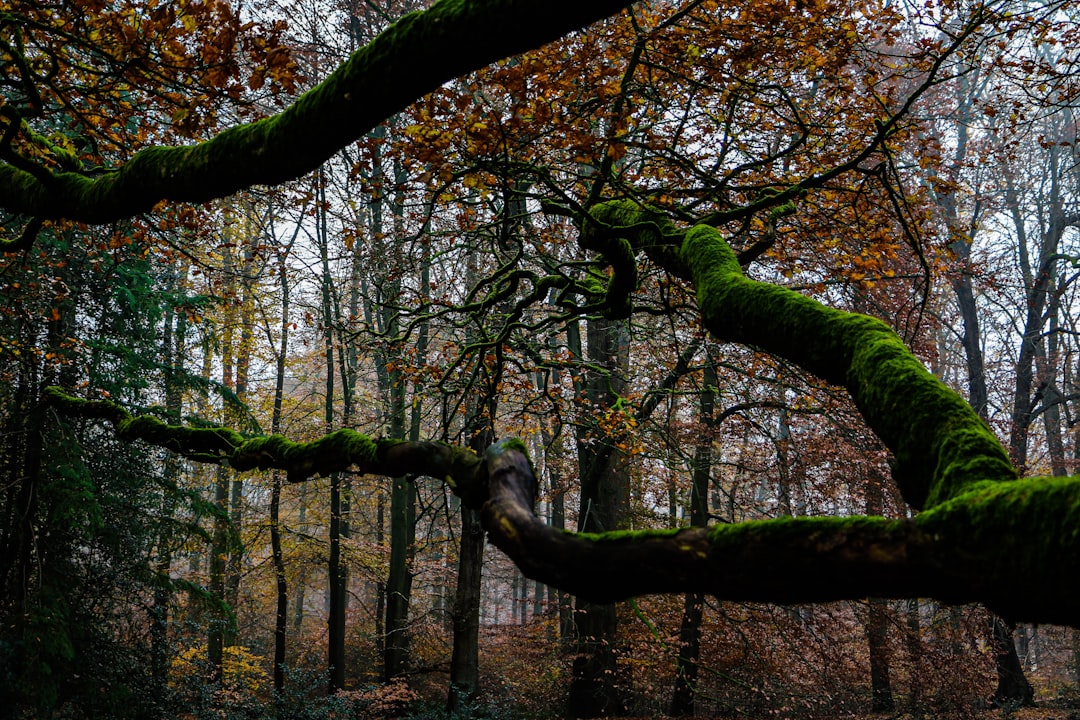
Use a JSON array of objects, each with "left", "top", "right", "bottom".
[
  {"left": 586, "top": 199, "right": 1015, "bottom": 511},
  {"left": 0, "top": 0, "right": 634, "bottom": 224},
  {"left": 680, "top": 224, "right": 1015, "bottom": 510},
  {"left": 481, "top": 440, "right": 1080, "bottom": 627}
]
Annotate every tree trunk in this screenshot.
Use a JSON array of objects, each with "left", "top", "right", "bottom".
[
  {"left": 448, "top": 505, "right": 484, "bottom": 708},
  {"left": 865, "top": 471, "right": 894, "bottom": 712},
  {"left": 670, "top": 354, "right": 715, "bottom": 717},
  {"left": 269, "top": 207, "right": 293, "bottom": 699},
  {"left": 568, "top": 313, "right": 630, "bottom": 719},
  {"left": 447, "top": 406, "right": 495, "bottom": 709},
  {"left": 866, "top": 598, "right": 895, "bottom": 712},
  {"left": 991, "top": 616, "right": 1034, "bottom": 707},
  {"left": 538, "top": 336, "right": 574, "bottom": 641}
]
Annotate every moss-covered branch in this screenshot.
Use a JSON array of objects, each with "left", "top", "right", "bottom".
[
  {"left": 481, "top": 440, "right": 1080, "bottom": 626},
  {"left": 584, "top": 200, "right": 1015, "bottom": 511},
  {"left": 0, "top": 0, "right": 634, "bottom": 224},
  {"left": 43, "top": 386, "right": 487, "bottom": 505},
  {"left": 44, "top": 388, "right": 1080, "bottom": 625},
  {"left": 679, "top": 224, "right": 1015, "bottom": 510}
]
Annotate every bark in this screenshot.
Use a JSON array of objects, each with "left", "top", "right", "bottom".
[
  {"left": 269, "top": 207, "right": 293, "bottom": 698},
  {"left": 207, "top": 465, "right": 229, "bottom": 680},
  {"left": 991, "top": 617, "right": 1034, "bottom": 707},
  {"left": 567, "top": 313, "right": 630, "bottom": 719},
  {"left": 867, "top": 598, "right": 894, "bottom": 712},
  {"left": 537, "top": 336, "right": 574, "bottom": 641},
  {"left": 864, "top": 472, "right": 894, "bottom": 712},
  {"left": 905, "top": 598, "right": 923, "bottom": 712},
  {"left": 447, "top": 341, "right": 498, "bottom": 709},
  {"left": 226, "top": 216, "right": 256, "bottom": 643},
  {"left": 151, "top": 263, "right": 186, "bottom": 693},
  {"left": 448, "top": 506, "right": 484, "bottom": 709},
  {"left": 316, "top": 171, "right": 348, "bottom": 694}
]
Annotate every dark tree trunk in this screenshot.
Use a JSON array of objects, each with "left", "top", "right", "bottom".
[
  {"left": 269, "top": 213, "right": 292, "bottom": 699},
  {"left": 568, "top": 314, "right": 630, "bottom": 719},
  {"left": 384, "top": 472, "right": 416, "bottom": 680},
  {"left": 905, "top": 598, "right": 923, "bottom": 713},
  {"left": 867, "top": 598, "right": 895, "bottom": 712},
  {"left": 447, "top": 506, "right": 484, "bottom": 709},
  {"left": 669, "top": 593, "right": 704, "bottom": 717},
  {"left": 208, "top": 466, "right": 229, "bottom": 680},
  {"left": 670, "top": 354, "right": 715, "bottom": 717},
  {"left": 447, "top": 410, "right": 493, "bottom": 710},
  {"left": 991, "top": 616, "right": 1034, "bottom": 707},
  {"left": 864, "top": 472, "right": 894, "bottom": 712}
]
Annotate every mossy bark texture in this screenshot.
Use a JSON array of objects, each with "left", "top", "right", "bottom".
[
  {"left": 0, "top": 0, "right": 633, "bottom": 224},
  {"left": 42, "top": 386, "right": 486, "bottom": 504}
]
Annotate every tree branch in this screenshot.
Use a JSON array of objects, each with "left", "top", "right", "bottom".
[
  {"left": 0, "top": 0, "right": 634, "bottom": 224},
  {"left": 481, "top": 439, "right": 1080, "bottom": 627},
  {"left": 42, "top": 386, "right": 488, "bottom": 505}
]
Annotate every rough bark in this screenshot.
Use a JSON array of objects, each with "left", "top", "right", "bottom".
[
  {"left": 448, "top": 506, "right": 484, "bottom": 709},
  {"left": 991, "top": 616, "right": 1034, "bottom": 707},
  {"left": 269, "top": 208, "right": 292, "bottom": 698},
  {"left": 864, "top": 472, "right": 894, "bottom": 712},
  {"left": 568, "top": 313, "right": 630, "bottom": 719}
]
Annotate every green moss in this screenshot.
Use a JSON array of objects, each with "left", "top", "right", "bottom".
[
  {"left": 679, "top": 224, "right": 1016, "bottom": 510},
  {"left": 582, "top": 200, "right": 687, "bottom": 319},
  {"left": 564, "top": 526, "right": 686, "bottom": 546},
  {"left": 2, "top": 0, "right": 638, "bottom": 223},
  {"left": 916, "top": 476, "right": 1080, "bottom": 616},
  {"left": 491, "top": 437, "right": 529, "bottom": 455}
]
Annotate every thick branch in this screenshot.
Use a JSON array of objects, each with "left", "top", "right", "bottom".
[
  {"left": 481, "top": 440, "right": 1080, "bottom": 627},
  {"left": 585, "top": 200, "right": 1016, "bottom": 511},
  {"left": 0, "top": 0, "right": 633, "bottom": 223},
  {"left": 680, "top": 224, "right": 1016, "bottom": 509}
]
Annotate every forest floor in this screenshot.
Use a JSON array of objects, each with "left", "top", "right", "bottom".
[
  {"left": 608, "top": 707, "right": 1080, "bottom": 720},
  {"left": 869, "top": 707, "right": 1080, "bottom": 720}
]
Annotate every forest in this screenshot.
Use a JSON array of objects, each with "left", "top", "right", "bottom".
[{"left": 3, "top": 0, "right": 1080, "bottom": 718}]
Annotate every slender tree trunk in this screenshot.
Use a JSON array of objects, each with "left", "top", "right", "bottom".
[
  {"left": 225, "top": 217, "right": 256, "bottom": 644},
  {"left": 269, "top": 215, "right": 293, "bottom": 699},
  {"left": 670, "top": 354, "right": 715, "bottom": 717},
  {"left": 866, "top": 598, "right": 894, "bottom": 712},
  {"left": 292, "top": 484, "right": 308, "bottom": 639},
  {"left": 208, "top": 464, "right": 229, "bottom": 680},
  {"left": 152, "top": 261, "right": 186, "bottom": 693},
  {"left": 448, "top": 506, "right": 484, "bottom": 708},
  {"left": 448, "top": 393, "right": 494, "bottom": 708},
  {"left": 537, "top": 336, "right": 574, "bottom": 641},
  {"left": 447, "top": 388, "right": 496, "bottom": 709},
  {"left": 865, "top": 469, "right": 895, "bottom": 712},
  {"left": 315, "top": 169, "right": 349, "bottom": 694}
]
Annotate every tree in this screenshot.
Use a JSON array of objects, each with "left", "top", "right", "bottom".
[{"left": 8, "top": 0, "right": 1080, "bottom": 715}]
